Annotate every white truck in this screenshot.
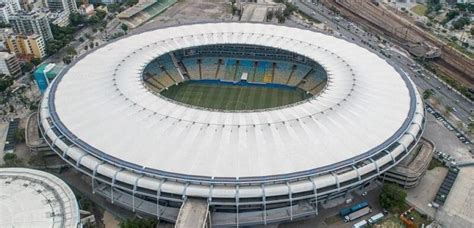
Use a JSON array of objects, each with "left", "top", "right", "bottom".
[
  {"left": 344, "top": 207, "right": 372, "bottom": 222},
  {"left": 368, "top": 212, "right": 384, "bottom": 224},
  {"left": 352, "top": 220, "right": 368, "bottom": 228}
]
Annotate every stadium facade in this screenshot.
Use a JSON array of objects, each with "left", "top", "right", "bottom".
[{"left": 39, "top": 23, "right": 425, "bottom": 226}]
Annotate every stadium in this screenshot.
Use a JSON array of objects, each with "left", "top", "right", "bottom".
[{"left": 39, "top": 23, "right": 425, "bottom": 226}]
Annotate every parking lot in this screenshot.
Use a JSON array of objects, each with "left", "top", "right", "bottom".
[
  {"left": 406, "top": 166, "right": 447, "bottom": 218},
  {"left": 423, "top": 112, "right": 473, "bottom": 163},
  {"left": 426, "top": 105, "right": 471, "bottom": 146},
  {"left": 277, "top": 185, "right": 383, "bottom": 228}
]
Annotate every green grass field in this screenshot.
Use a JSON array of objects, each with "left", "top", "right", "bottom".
[
  {"left": 410, "top": 4, "right": 427, "bottom": 16},
  {"left": 160, "top": 81, "right": 311, "bottom": 110}
]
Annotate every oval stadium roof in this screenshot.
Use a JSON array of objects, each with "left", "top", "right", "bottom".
[{"left": 47, "top": 23, "right": 415, "bottom": 178}]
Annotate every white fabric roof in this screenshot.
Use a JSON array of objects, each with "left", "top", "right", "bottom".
[
  {"left": 0, "top": 168, "right": 80, "bottom": 228},
  {"left": 51, "top": 23, "right": 412, "bottom": 178}
]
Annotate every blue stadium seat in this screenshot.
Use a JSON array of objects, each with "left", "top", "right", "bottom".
[{"left": 182, "top": 58, "right": 200, "bottom": 80}]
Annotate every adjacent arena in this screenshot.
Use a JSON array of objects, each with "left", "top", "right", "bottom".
[
  {"left": 0, "top": 168, "right": 80, "bottom": 228},
  {"left": 39, "top": 23, "right": 425, "bottom": 226}
]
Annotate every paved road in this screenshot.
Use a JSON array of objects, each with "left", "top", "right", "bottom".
[{"left": 295, "top": 0, "right": 473, "bottom": 125}]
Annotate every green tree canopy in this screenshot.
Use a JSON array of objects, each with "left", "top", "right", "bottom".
[
  {"left": 379, "top": 184, "right": 407, "bottom": 212},
  {"left": 119, "top": 218, "right": 157, "bottom": 228},
  {"left": 121, "top": 23, "right": 128, "bottom": 32},
  {"left": 0, "top": 76, "right": 13, "bottom": 92}
]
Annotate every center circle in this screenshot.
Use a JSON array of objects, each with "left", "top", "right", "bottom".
[{"left": 142, "top": 44, "right": 328, "bottom": 111}]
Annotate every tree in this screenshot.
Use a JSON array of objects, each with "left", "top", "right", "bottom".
[
  {"left": 426, "top": 0, "right": 442, "bottom": 14},
  {"left": 0, "top": 21, "right": 8, "bottom": 27},
  {"left": 120, "top": 218, "right": 157, "bottom": 228},
  {"left": 423, "top": 89, "right": 434, "bottom": 99},
  {"left": 46, "top": 24, "right": 75, "bottom": 55},
  {"left": 2, "top": 153, "right": 20, "bottom": 167},
  {"left": 64, "top": 56, "right": 74, "bottom": 64},
  {"left": 21, "top": 62, "right": 34, "bottom": 73},
  {"left": 108, "top": 4, "right": 121, "bottom": 13},
  {"left": 456, "top": 3, "right": 474, "bottom": 13},
  {"left": 379, "top": 184, "right": 407, "bottom": 212},
  {"left": 65, "top": 46, "right": 77, "bottom": 56},
  {"left": 452, "top": 17, "right": 470, "bottom": 30},
  {"left": 0, "top": 76, "right": 13, "bottom": 92},
  {"left": 231, "top": 5, "right": 238, "bottom": 15},
  {"left": 276, "top": 11, "right": 285, "bottom": 23},
  {"left": 15, "top": 128, "right": 25, "bottom": 143},
  {"left": 88, "top": 15, "right": 100, "bottom": 25},
  {"left": 70, "top": 12, "right": 86, "bottom": 26},
  {"left": 96, "top": 10, "right": 107, "bottom": 20},
  {"left": 46, "top": 40, "right": 63, "bottom": 55},
  {"left": 267, "top": 11, "right": 274, "bottom": 21},
  {"left": 126, "top": 0, "right": 138, "bottom": 6},
  {"left": 121, "top": 23, "right": 128, "bottom": 32},
  {"left": 442, "top": 11, "right": 459, "bottom": 24},
  {"left": 445, "top": 106, "right": 453, "bottom": 115},
  {"left": 31, "top": 58, "right": 41, "bottom": 66}
]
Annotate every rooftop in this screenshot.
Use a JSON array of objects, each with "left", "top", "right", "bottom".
[
  {"left": 45, "top": 23, "right": 417, "bottom": 178},
  {"left": 0, "top": 168, "right": 80, "bottom": 228}
]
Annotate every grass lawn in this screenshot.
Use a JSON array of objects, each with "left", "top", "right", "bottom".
[
  {"left": 410, "top": 4, "right": 427, "bottom": 16},
  {"left": 379, "top": 216, "right": 404, "bottom": 228},
  {"left": 160, "top": 81, "right": 311, "bottom": 110}
]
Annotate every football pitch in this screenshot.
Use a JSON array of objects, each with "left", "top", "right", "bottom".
[{"left": 160, "top": 81, "right": 311, "bottom": 110}]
